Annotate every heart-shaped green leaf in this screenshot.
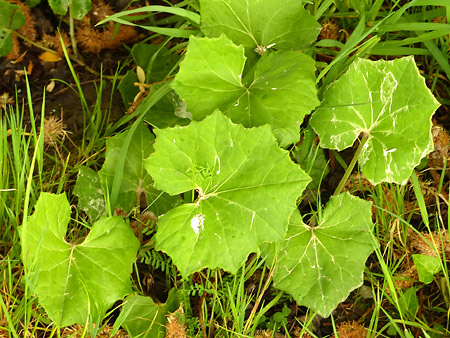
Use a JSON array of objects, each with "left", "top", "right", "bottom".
[
  {"left": 263, "top": 192, "right": 376, "bottom": 317},
  {"left": 200, "top": 0, "right": 321, "bottom": 52},
  {"left": 19, "top": 193, "right": 140, "bottom": 327},
  {"left": 412, "top": 254, "right": 441, "bottom": 284},
  {"left": 310, "top": 57, "right": 440, "bottom": 185},
  {"left": 145, "top": 110, "right": 311, "bottom": 276},
  {"left": 171, "top": 35, "right": 319, "bottom": 146}
]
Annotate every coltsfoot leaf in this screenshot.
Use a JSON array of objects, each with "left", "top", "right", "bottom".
[
  {"left": 263, "top": 192, "right": 376, "bottom": 317},
  {"left": 200, "top": 0, "right": 321, "bottom": 52},
  {"left": 145, "top": 110, "right": 311, "bottom": 276},
  {"left": 171, "top": 35, "right": 319, "bottom": 147},
  {"left": 310, "top": 57, "right": 440, "bottom": 185},
  {"left": 19, "top": 193, "right": 140, "bottom": 327}
]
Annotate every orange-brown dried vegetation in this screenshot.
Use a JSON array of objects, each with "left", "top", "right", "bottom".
[
  {"left": 75, "top": 0, "right": 137, "bottom": 53},
  {"left": 428, "top": 120, "right": 450, "bottom": 168},
  {"left": 395, "top": 229, "right": 450, "bottom": 289},
  {"left": 165, "top": 306, "right": 186, "bottom": 338},
  {"left": 319, "top": 20, "right": 340, "bottom": 40},
  {"left": 332, "top": 321, "right": 368, "bottom": 338},
  {"left": 40, "top": 31, "right": 71, "bottom": 57},
  {"left": 409, "top": 228, "right": 450, "bottom": 259},
  {"left": 15, "top": 0, "right": 37, "bottom": 42}
]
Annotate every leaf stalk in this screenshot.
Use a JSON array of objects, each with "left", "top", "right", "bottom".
[{"left": 333, "top": 133, "right": 369, "bottom": 196}]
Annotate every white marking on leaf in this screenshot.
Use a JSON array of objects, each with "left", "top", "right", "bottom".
[
  {"left": 385, "top": 148, "right": 397, "bottom": 155},
  {"left": 191, "top": 214, "right": 205, "bottom": 234},
  {"left": 215, "top": 155, "right": 221, "bottom": 174}
]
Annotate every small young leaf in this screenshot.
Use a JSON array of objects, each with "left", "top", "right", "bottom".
[
  {"left": 398, "top": 287, "right": 419, "bottom": 317},
  {"left": 99, "top": 123, "right": 178, "bottom": 215},
  {"left": 200, "top": 0, "right": 321, "bottom": 52},
  {"left": 171, "top": 35, "right": 319, "bottom": 146},
  {"left": 145, "top": 110, "right": 311, "bottom": 276},
  {"left": 412, "top": 254, "right": 441, "bottom": 284},
  {"left": 19, "top": 193, "right": 140, "bottom": 327},
  {"left": 263, "top": 192, "right": 376, "bottom": 317},
  {"left": 310, "top": 57, "right": 440, "bottom": 185}
]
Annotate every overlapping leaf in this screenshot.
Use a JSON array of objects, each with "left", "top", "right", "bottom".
[
  {"left": 48, "top": 0, "right": 92, "bottom": 20},
  {"left": 98, "top": 123, "right": 178, "bottom": 215},
  {"left": 73, "top": 166, "right": 106, "bottom": 222},
  {"left": 171, "top": 35, "right": 319, "bottom": 146},
  {"left": 0, "top": 1, "right": 25, "bottom": 55},
  {"left": 19, "top": 193, "right": 140, "bottom": 327},
  {"left": 263, "top": 193, "right": 376, "bottom": 317},
  {"left": 310, "top": 57, "right": 440, "bottom": 184},
  {"left": 200, "top": 0, "right": 321, "bottom": 52},
  {"left": 118, "top": 290, "right": 179, "bottom": 338},
  {"left": 132, "top": 43, "right": 180, "bottom": 83},
  {"left": 292, "top": 126, "right": 329, "bottom": 189},
  {"left": 145, "top": 110, "right": 311, "bottom": 276}
]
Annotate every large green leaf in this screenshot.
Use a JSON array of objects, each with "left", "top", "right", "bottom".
[
  {"left": 171, "top": 36, "right": 245, "bottom": 115},
  {"left": 200, "top": 0, "right": 321, "bottom": 53},
  {"left": 99, "top": 123, "right": 178, "bottom": 215},
  {"left": 171, "top": 35, "right": 319, "bottom": 146},
  {"left": 145, "top": 110, "right": 311, "bottom": 276},
  {"left": 263, "top": 192, "right": 376, "bottom": 317},
  {"left": 19, "top": 193, "right": 140, "bottom": 327},
  {"left": 310, "top": 57, "right": 440, "bottom": 185}
]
